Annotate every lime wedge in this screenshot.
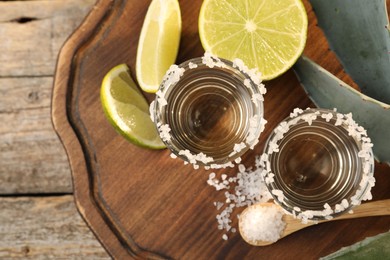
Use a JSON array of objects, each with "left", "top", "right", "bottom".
[
  {"left": 136, "top": 0, "right": 181, "bottom": 93},
  {"left": 100, "top": 64, "right": 165, "bottom": 149},
  {"left": 199, "top": 0, "right": 308, "bottom": 80}
]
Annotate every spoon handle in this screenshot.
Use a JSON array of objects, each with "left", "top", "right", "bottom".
[
  {"left": 336, "top": 199, "right": 390, "bottom": 220},
  {"left": 284, "top": 199, "right": 390, "bottom": 238}
]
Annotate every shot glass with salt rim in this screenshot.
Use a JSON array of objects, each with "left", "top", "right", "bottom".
[
  {"left": 152, "top": 53, "right": 267, "bottom": 169},
  {"left": 260, "top": 108, "right": 375, "bottom": 221}
]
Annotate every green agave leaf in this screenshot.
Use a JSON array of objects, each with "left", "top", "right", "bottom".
[
  {"left": 293, "top": 56, "right": 390, "bottom": 165},
  {"left": 309, "top": 0, "right": 390, "bottom": 104},
  {"left": 320, "top": 230, "right": 390, "bottom": 260}
]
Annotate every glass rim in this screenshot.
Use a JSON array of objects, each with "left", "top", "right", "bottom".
[
  {"left": 152, "top": 53, "right": 267, "bottom": 169},
  {"left": 259, "top": 108, "right": 375, "bottom": 221}
]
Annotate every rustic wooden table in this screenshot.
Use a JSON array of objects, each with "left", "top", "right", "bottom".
[
  {"left": 2, "top": 0, "right": 389, "bottom": 259},
  {"left": 0, "top": 0, "right": 110, "bottom": 258}
]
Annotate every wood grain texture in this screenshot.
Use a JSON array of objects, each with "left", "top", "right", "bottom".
[
  {"left": 0, "top": 0, "right": 96, "bottom": 77},
  {"left": 0, "top": 195, "right": 109, "bottom": 259},
  {"left": 0, "top": 0, "right": 95, "bottom": 194},
  {"left": 1, "top": 0, "right": 110, "bottom": 258},
  {"left": 0, "top": 77, "right": 72, "bottom": 194},
  {"left": 52, "top": 0, "right": 390, "bottom": 259}
]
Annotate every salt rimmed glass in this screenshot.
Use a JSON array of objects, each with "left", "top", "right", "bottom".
[
  {"left": 153, "top": 54, "right": 266, "bottom": 168},
  {"left": 261, "top": 108, "right": 375, "bottom": 221}
]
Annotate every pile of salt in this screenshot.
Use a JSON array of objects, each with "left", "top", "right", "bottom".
[{"left": 239, "top": 203, "right": 286, "bottom": 243}]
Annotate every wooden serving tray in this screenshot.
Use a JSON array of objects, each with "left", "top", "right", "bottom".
[{"left": 52, "top": 0, "right": 390, "bottom": 259}]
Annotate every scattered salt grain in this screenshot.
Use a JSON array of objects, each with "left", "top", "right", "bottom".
[
  {"left": 238, "top": 164, "right": 246, "bottom": 173},
  {"left": 207, "top": 162, "right": 273, "bottom": 239},
  {"left": 214, "top": 202, "right": 224, "bottom": 210},
  {"left": 240, "top": 204, "right": 286, "bottom": 243}
]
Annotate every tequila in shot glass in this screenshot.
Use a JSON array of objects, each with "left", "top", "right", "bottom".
[
  {"left": 153, "top": 53, "right": 267, "bottom": 168},
  {"left": 260, "top": 108, "right": 375, "bottom": 221}
]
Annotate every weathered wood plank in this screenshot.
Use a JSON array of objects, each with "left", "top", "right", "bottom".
[
  {"left": 0, "top": 0, "right": 109, "bottom": 258},
  {"left": 0, "top": 0, "right": 96, "bottom": 77},
  {"left": 0, "top": 76, "right": 52, "bottom": 112},
  {"left": 0, "top": 0, "right": 96, "bottom": 193},
  {"left": 0, "top": 195, "right": 110, "bottom": 259},
  {"left": 0, "top": 77, "right": 72, "bottom": 194}
]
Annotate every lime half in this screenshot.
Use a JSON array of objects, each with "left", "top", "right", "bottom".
[
  {"left": 199, "top": 0, "right": 308, "bottom": 80},
  {"left": 100, "top": 64, "right": 165, "bottom": 149}
]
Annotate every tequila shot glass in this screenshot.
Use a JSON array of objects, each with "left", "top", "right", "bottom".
[
  {"left": 260, "top": 108, "right": 375, "bottom": 221},
  {"left": 153, "top": 53, "right": 267, "bottom": 168}
]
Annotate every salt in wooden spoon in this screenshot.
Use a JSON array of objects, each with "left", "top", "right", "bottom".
[{"left": 239, "top": 199, "right": 390, "bottom": 246}]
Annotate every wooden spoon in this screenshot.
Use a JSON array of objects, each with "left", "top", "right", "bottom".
[{"left": 239, "top": 199, "right": 390, "bottom": 246}]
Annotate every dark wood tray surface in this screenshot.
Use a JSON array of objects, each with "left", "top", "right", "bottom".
[{"left": 52, "top": 0, "right": 390, "bottom": 259}]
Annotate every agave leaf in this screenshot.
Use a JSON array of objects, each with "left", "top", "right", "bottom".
[
  {"left": 293, "top": 56, "right": 390, "bottom": 165},
  {"left": 309, "top": 0, "right": 390, "bottom": 104},
  {"left": 321, "top": 230, "right": 390, "bottom": 259}
]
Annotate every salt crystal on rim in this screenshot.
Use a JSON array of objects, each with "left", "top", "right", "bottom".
[
  {"left": 340, "top": 199, "right": 349, "bottom": 209},
  {"left": 293, "top": 206, "right": 301, "bottom": 212},
  {"left": 234, "top": 142, "right": 247, "bottom": 153},
  {"left": 156, "top": 90, "right": 167, "bottom": 107},
  {"left": 271, "top": 189, "right": 284, "bottom": 202},
  {"left": 156, "top": 52, "right": 267, "bottom": 169},
  {"left": 335, "top": 113, "right": 344, "bottom": 126},
  {"left": 251, "top": 93, "right": 264, "bottom": 105},
  {"left": 149, "top": 101, "right": 155, "bottom": 122},
  {"left": 290, "top": 108, "right": 304, "bottom": 118},
  {"left": 321, "top": 112, "right": 333, "bottom": 122},
  {"left": 202, "top": 52, "right": 226, "bottom": 68},
  {"left": 261, "top": 108, "right": 375, "bottom": 222},
  {"left": 265, "top": 173, "right": 275, "bottom": 184},
  {"left": 158, "top": 124, "right": 171, "bottom": 141},
  {"left": 335, "top": 204, "right": 344, "bottom": 213},
  {"left": 188, "top": 62, "right": 198, "bottom": 69}
]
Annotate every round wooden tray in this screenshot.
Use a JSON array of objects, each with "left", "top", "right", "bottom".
[{"left": 52, "top": 0, "right": 390, "bottom": 258}]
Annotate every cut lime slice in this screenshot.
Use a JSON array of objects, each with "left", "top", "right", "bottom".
[
  {"left": 199, "top": 0, "right": 308, "bottom": 80},
  {"left": 136, "top": 0, "right": 181, "bottom": 93},
  {"left": 101, "top": 64, "right": 165, "bottom": 149}
]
